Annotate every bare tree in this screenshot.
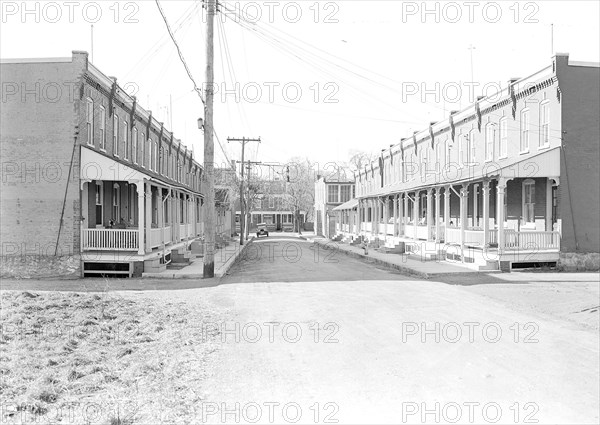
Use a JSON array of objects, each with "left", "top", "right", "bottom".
[
  {"left": 348, "top": 149, "right": 376, "bottom": 172},
  {"left": 282, "top": 157, "right": 316, "bottom": 234}
]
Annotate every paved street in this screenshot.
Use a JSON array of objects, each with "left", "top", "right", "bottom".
[
  {"left": 144, "top": 238, "right": 598, "bottom": 424},
  {"left": 221, "top": 236, "right": 410, "bottom": 283}
]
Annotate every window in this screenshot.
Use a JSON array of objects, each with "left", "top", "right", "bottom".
[
  {"left": 254, "top": 198, "right": 262, "bottom": 210},
  {"left": 445, "top": 140, "right": 451, "bottom": 168},
  {"left": 99, "top": 106, "right": 106, "bottom": 150},
  {"left": 523, "top": 179, "right": 535, "bottom": 224},
  {"left": 112, "top": 184, "right": 120, "bottom": 220},
  {"left": 340, "top": 185, "right": 351, "bottom": 203},
  {"left": 520, "top": 109, "right": 530, "bottom": 153},
  {"left": 469, "top": 130, "right": 476, "bottom": 164},
  {"left": 156, "top": 139, "right": 158, "bottom": 171},
  {"left": 141, "top": 133, "right": 146, "bottom": 167},
  {"left": 269, "top": 196, "right": 275, "bottom": 208},
  {"left": 540, "top": 101, "right": 550, "bottom": 147},
  {"left": 459, "top": 134, "right": 468, "bottom": 166},
  {"left": 485, "top": 123, "right": 495, "bottom": 161},
  {"left": 123, "top": 120, "right": 129, "bottom": 160},
  {"left": 95, "top": 182, "right": 103, "bottom": 226},
  {"left": 132, "top": 128, "right": 138, "bottom": 164},
  {"left": 435, "top": 143, "right": 441, "bottom": 171},
  {"left": 113, "top": 114, "right": 119, "bottom": 156},
  {"left": 86, "top": 98, "right": 94, "bottom": 145},
  {"left": 328, "top": 185, "right": 339, "bottom": 203},
  {"left": 499, "top": 117, "right": 508, "bottom": 158}
]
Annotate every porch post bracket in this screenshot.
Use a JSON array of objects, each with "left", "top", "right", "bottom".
[{"left": 80, "top": 179, "right": 92, "bottom": 190}]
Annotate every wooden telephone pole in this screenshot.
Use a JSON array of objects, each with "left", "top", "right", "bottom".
[
  {"left": 227, "top": 137, "right": 261, "bottom": 245},
  {"left": 203, "top": 0, "right": 216, "bottom": 278}
]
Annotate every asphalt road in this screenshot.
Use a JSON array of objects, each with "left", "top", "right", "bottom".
[{"left": 221, "top": 236, "right": 410, "bottom": 284}]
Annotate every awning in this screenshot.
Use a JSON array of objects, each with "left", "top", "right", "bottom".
[{"left": 333, "top": 198, "right": 359, "bottom": 211}]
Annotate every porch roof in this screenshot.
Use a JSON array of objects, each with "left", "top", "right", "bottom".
[
  {"left": 359, "top": 147, "right": 560, "bottom": 198},
  {"left": 333, "top": 198, "right": 359, "bottom": 211}
]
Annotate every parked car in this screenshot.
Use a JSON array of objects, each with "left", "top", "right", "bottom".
[{"left": 256, "top": 223, "right": 269, "bottom": 238}]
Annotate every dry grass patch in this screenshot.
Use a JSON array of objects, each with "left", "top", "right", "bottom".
[{"left": 1, "top": 289, "right": 227, "bottom": 424}]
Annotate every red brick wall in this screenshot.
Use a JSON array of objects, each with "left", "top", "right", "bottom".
[
  {"left": 556, "top": 55, "right": 600, "bottom": 252},
  {"left": 1, "top": 54, "right": 86, "bottom": 262}
]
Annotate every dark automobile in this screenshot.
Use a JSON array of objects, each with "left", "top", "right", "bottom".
[{"left": 256, "top": 223, "right": 269, "bottom": 238}]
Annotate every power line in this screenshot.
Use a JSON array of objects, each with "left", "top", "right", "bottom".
[{"left": 155, "top": 0, "right": 205, "bottom": 105}]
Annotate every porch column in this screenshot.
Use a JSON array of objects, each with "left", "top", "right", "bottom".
[
  {"left": 382, "top": 196, "right": 389, "bottom": 238},
  {"left": 145, "top": 184, "right": 152, "bottom": 252},
  {"left": 373, "top": 199, "right": 378, "bottom": 236},
  {"left": 413, "top": 191, "right": 419, "bottom": 240},
  {"left": 137, "top": 180, "right": 145, "bottom": 255},
  {"left": 497, "top": 179, "right": 507, "bottom": 254},
  {"left": 403, "top": 192, "right": 408, "bottom": 237},
  {"left": 393, "top": 194, "right": 398, "bottom": 237},
  {"left": 435, "top": 188, "right": 441, "bottom": 242},
  {"left": 482, "top": 180, "right": 490, "bottom": 247},
  {"left": 546, "top": 178, "right": 553, "bottom": 232},
  {"left": 158, "top": 189, "right": 165, "bottom": 244},
  {"left": 426, "top": 188, "right": 433, "bottom": 241},
  {"left": 443, "top": 186, "right": 450, "bottom": 241},
  {"left": 460, "top": 183, "right": 469, "bottom": 261}
]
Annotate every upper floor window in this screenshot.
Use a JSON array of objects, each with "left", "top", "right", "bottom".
[
  {"left": 327, "top": 185, "right": 339, "bottom": 203},
  {"left": 269, "top": 196, "right": 275, "bottom": 208},
  {"left": 86, "top": 98, "right": 94, "bottom": 146},
  {"left": 468, "top": 130, "right": 476, "bottom": 164},
  {"left": 123, "top": 120, "right": 129, "bottom": 160},
  {"left": 459, "top": 134, "right": 468, "bottom": 167},
  {"left": 132, "top": 128, "right": 138, "bottom": 164},
  {"left": 340, "top": 185, "right": 351, "bottom": 203},
  {"left": 113, "top": 114, "right": 119, "bottom": 156},
  {"left": 153, "top": 142, "right": 158, "bottom": 172},
  {"left": 485, "top": 123, "right": 495, "bottom": 162},
  {"left": 445, "top": 140, "right": 451, "bottom": 168},
  {"left": 141, "top": 133, "right": 146, "bottom": 167},
  {"left": 540, "top": 101, "right": 550, "bottom": 148},
  {"left": 435, "top": 143, "right": 441, "bottom": 171},
  {"left": 520, "top": 109, "right": 530, "bottom": 153},
  {"left": 99, "top": 106, "right": 106, "bottom": 150},
  {"left": 499, "top": 117, "right": 508, "bottom": 158}
]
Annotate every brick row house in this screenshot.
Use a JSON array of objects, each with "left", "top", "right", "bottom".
[
  {"left": 335, "top": 54, "right": 599, "bottom": 270},
  {"left": 1, "top": 51, "right": 211, "bottom": 277}
]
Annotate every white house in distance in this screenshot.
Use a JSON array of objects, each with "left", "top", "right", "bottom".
[{"left": 314, "top": 176, "right": 355, "bottom": 238}]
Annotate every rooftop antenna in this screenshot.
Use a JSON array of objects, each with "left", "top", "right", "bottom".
[
  {"left": 551, "top": 23, "right": 554, "bottom": 56},
  {"left": 90, "top": 24, "right": 94, "bottom": 63}
]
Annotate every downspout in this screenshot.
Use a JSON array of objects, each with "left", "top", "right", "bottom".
[{"left": 55, "top": 132, "right": 79, "bottom": 256}]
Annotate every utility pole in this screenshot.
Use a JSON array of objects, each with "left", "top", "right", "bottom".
[
  {"left": 203, "top": 0, "right": 216, "bottom": 278},
  {"left": 227, "top": 137, "right": 261, "bottom": 245}
]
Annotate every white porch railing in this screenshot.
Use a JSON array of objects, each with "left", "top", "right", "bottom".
[
  {"left": 416, "top": 225, "right": 428, "bottom": 240},
  {"left": 505, "top": 230, "right": 560, "bottom": 250},
  {"left": 386, "top": 223, "right": 394, "bottom": 236},
  {"left": 364, "top": 222, "right": 372, "bottom": 232},
  {"left": 149, "top": 228, "right": 162, "bottom": 249},
  {"left": 405, "top": 225, "right": 415, "bottom": 239},
  {"left": 445, "top": 227, "right": 460, "bottom": 244},
  {"left": 179, "top": 224, "right": 187, "bottom": 240},
  {"left": 187, "top": 223, "right": 193, "bottom": 237},
  {"left": 82, "top": 229, "right": 139, "bottom": 251},
  {"left": 163, "top": 226, "right": 172, "bottom": 244}
]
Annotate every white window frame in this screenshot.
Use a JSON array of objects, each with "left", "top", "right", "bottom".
[
  {"left": 99, "top": 106, "right": 106, "bottom": 151},
  {"left": 522, "top": 179, "right": 536, "bottom": 225},
  {"left": 123, "top": 120, "right": 129, "bottom": 160},
  {"left": 113, "top": 114, "right": 119, "bottom": 157},
  {"left": 153, "top": 142, "right": 158, "bottom": 172},
  {"left": 269, "top": 196, "right": 275, "bottom": 209},
  {"left": 112, "top": 183, "right": 121, "bottom": 220},
  {"left": 499, "top": 117, "right": 508, "bottom": 159},
  {"left": 132, "top": 127, "right": 138, "bottom": 164},
  {"left": 141, "top": 133, "right": 146, "bottom": 168},
  {"left": 469, "top": 129, "right": 476, "bottom": 164},
  {"left": 86, "top": 98, "right": 94, "bottom": 146},
  {"left": 539, "top": 100, "right": 550, "bottom": 148},
  {"left": 520, "top": 109, "right": 530, "bottom": 154},
  {"left": 445, "top": 140, "right": 451, "bottom": 169},
  {"left": 485, "top": 123, "right": 495, "bottom": 162}
]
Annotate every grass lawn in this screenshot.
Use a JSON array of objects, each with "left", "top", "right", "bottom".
[{"left": 0, "top": 289, "right": 227, "bottom": 424}]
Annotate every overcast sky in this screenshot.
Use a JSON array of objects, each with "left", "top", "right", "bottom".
[{"left": 2, "top": 0, "right": 599, "bottom": 168}]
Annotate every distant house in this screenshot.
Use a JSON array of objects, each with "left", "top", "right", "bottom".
[
  {"left": 314, "top": 176, "right": 355, "bottom": 238},
  {"left": 235, "top": 180, "right": 306, "bottom": 232}
]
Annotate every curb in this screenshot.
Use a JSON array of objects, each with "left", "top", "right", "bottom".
[
  {"left": 216, "top": 239, "right": 254, "bottom": 278},
  {"left": 312, "top": 239, "right": 496, "bottom": 279}
]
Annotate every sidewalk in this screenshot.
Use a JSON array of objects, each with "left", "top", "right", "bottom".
[
  {"left": 143, "top": 237, "right": 252, "bottom": 279},
  {"left": 307, "top": 235, "right": 492, "bottom": 279}
]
